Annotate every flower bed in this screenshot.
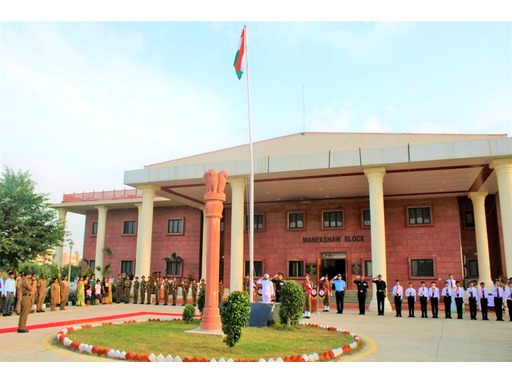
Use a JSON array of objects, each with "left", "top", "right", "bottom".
[{"left": 56, "top": 318, "right": 360, "bottom": 362}]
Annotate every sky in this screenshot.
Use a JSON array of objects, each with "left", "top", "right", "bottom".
[{"left": 1, "top": 2, "right": 511, "bottom": 259}]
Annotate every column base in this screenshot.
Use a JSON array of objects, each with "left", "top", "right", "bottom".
[{"left": 200, "top": 306, "right": 222, "bottom": 332}]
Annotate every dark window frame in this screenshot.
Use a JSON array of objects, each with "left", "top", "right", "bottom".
[
  {"left": 287, "top": 211, "right": 305, "bottom": 230},
  {"left": 407, "top": 206, "right": 432, "bottom": 226},
  {"left": 123, "top": 220, "right": 137, "bottom": 235},
  {"left": 167, "top": 218, "right": 184, "bottom": 235},
  {"left": 321, "top": 210, "right": 344, "bottom": 229}
]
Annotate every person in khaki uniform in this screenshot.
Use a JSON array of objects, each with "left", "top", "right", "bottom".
[
  {"left": 17, "top": 269, "right": 35, "bottom": 333},
  {"left": 123, "top": 276, "right": 132, "bottom": 304},
  {"left": 36, "top": 273, "right": 47, "bottom": 312},
  {"left": 15, "top": 272, "right": 24, "bottom": 315},
  {"left": 170, "top": 277, "right": 178, "bottom": 306},
  {"left": 181, "top": 277, "right": 190, "bottom": 306},
  {"left": 162, "top": 276, "right": 170, "bottom": 305},
  {"left": 30, "top": 274, "right": 37, "bottom": 313},
  {"left": 191, "top": 278, "right": 198, "bottom": 306},
  {"left": 132, "top": 277, "right": 139, "bottom": 304},
  {"left": 154, "top": 277, "right": 162, "bottom": 305},
  {"left": 139, "top": 276, "right": 146, "bottom": 304},
  {"left": 60, "top": 275, "right": 69, "bottom": 310},
  {"left": 50, "top": 277, "right": 60, "bottom": 311},
  {"left": 146, "top": 276, "right": 153, "bottom": 304},
  {"left": 115, "top": 274, "right": 124, "bottom": 304}
]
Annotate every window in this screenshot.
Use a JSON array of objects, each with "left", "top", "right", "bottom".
[
  {"left": 362, "top": 209, "right": 371, "bottom": 227},
  {"left": 364, "top": 260, "right": 372, "bottom": 277},
  {"left": 288, "top": 212, "right": 305, "bottom": 229},
  {"left": 408, "top": 207, "right": 432, "bottom": 225},
  {"left": 245, "top": 214, "right": 264, "bottom": 230},
  {"left": 166, "top": 260, "right": 182, "bottom": 276},
  {"left": 220, "top": 217, "right": 225, "bottom": 233},
  {"left": 464, "top": 211, "right": 475, "bottom": 228},
  {"left": 121, "top": 261, "right": 133, "bottom": 275},
  {"left": 89, "top": 260, "right": 95, "bottom": 271},
  {"left": 91, "top": 222, "right": 98, "bottom": 236},
  {"left": 123, "top": 220, "right": 136, "bottom": 235},
  {"left": 322, "top": 211, "right": 343, "bottom": 228},
  {"left": 167, "top": 219, "right": 184, "bottom": 234},
  {"left": 288, "top": 261, "right": 304, "bottom": 278},
  {"left": 411, "top": 259, "right": 434, "bottom": 277},
  {"left": 244, "top": 261, "right": 263, "bottom": 277},
  {"left": 468, "top": 260, "right": 479, "bottom": 277}
]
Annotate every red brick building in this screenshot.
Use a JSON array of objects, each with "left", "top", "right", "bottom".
[{"left": 51, "top": 132, "right": 512, "bottom": 310}]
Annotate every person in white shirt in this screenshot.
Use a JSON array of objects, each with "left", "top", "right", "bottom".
[
  {"left": 466, "top": 280, "right": 478, "bottom": 320},
  {"left": 478, "top": 281, "right": 490, "bottom": 320},
  {"left": 492, "top": 280, "right": 505, "bottom": 321},
  {"left": 453, "top": 281, "right": 465, "bottom": 319},
  {"left": 429, "top": 281, "right": 440, "bottom": 318},
  {"left": 441, "top": 282, "right": 453, "bottom": 319},
  {"left": 418, "top": 281, "right": 429, "bottom": 318},
  {"left": 405, "top": 282, "right": 416, "bottom": 318},
  {"left": 2, "top": 271, "right": 16, "bottom": 316},
  {"left": 0, "top": 270, "right": 4, "bottom": 312},
  {"left": 256, "top": 273, "right": 275, "bottom": 304},
  {"left": 446, "top": 274, "right": 457, "bottom": 289},
  {"left": 504, "top": 281, "right": 512, "bottom": 322},
  {"left": 392, "top": 280, "right": 403, "bottom": 317}
]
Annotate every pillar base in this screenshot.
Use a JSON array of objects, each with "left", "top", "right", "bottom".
[{"left": 200, "top": 307, "right": 222, "bottom": 332}]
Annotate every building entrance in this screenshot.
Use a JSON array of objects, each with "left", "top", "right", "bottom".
[{"left": 320, "top": 252, "right": 346, "bottom": 281}]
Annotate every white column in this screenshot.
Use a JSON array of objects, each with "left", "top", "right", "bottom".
[
  {"left": 55, "top": 208, "right": 67, "bottom": 267},
  {"left": 94, "top": 206, "right": 108, "bottom": 280},
  {"left": 468, "top": 192, "right": 493, "bottom": 286},
  {"left": 364, "top": 167, "right": 391, "bottom": 313},
  {"left": 201, "top": 207, "right": 207, "bottom": 280},
  {"left": 229, "top": 177, "right": 246, "bottom": 293},
  {"left": 490, "top": 158, "right": 512, "bottom": 278},
  {"left": 135, "top": 186, "right": 155, "bottom": 279}
]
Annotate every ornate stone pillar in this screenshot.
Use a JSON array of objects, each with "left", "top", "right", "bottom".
[
  {"left": 468, "top": 192, "right": 493, "bottom": 286},
  {"left": 200, "top": 169, "right": 228, "bottom": 333},
  {"left": 229, "top": 177, "right": 246, "bottom": 293},
  {"left": 200, "top": 207, "right": 207, "bottom": 280},
  {"left": 490, "top": 157, "right": 512, "bottom": 277},
  {"left": 135, "top": 186, "right": 155, "bottom": 279},
  {"left": 364, "top": 167, "right": 391, "bottom": 313},
  {"left": 94, "top": 206, "right": 108, "bottom": 279}
]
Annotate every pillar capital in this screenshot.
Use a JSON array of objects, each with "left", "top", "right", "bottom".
[
  {"left": 228, "top": 176, "right": 246, "bottom": 189},
  {"left": 364, "top": 167, "right": 386, "bottom": 182},
  {"left": 489, "top": 157, "right": 512, "bottom": 170},
  {"left": 468, "top": 191, "right": 488, "bottom": 203}
]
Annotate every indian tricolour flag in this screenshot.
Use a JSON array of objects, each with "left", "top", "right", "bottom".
[{"left": 233, "top": 26, "right": 246, "bottom": 80}]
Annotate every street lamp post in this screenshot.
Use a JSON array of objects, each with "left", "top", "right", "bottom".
[{"left": 68, "top": 239, "right": 74, "bottom": 283}]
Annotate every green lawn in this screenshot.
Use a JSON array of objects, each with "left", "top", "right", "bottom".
[{"left": 56, "top": 320, "right": 361, "bottom": 361}]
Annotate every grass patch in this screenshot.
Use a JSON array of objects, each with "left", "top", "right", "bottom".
[{"left": 56, "top": 320, "right": 361, "bottom": 361}]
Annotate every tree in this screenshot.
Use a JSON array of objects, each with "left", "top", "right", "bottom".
[
  {"left": 221, "top": 290, "right": 251, "bottom": 347},
  {"left": 0, "top": 167, "right": 65, "bottom": 270},
  {"left": 278, "top": 280, "right": 305, "bottom": 326}
]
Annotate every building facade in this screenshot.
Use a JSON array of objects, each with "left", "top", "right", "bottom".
[{"left": 51, "top": 132, "right": 512, "bottom": 309}]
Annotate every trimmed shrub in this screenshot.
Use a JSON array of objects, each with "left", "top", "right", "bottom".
[
  {"left": 221, "top": 290, "right": 251, "bottom": 347},
  {"left": 182, "top": 304, "right": 196, "bottom": 323},
  {"left": 278, "top": 280, "right": 305, "bottom": 325},
  {"left": 197, "top": 286, "right": 205, "bottom": 314}
]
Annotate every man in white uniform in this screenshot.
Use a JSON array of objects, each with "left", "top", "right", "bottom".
[{"left": 257, "top": 274, "right": 275, "bottom": 303}]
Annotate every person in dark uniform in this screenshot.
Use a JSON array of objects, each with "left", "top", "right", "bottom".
[
  {"left": 466, "top": 280, "right": 478, "bottom": 320},
  {"left": 453, "top": 281, "right": 465, "bottom": 319},
  {"left": 428, "top": 281, "right": 439, "bottom": 318},
  {"left": 405, "top": 282, "right": 416, "bottom": 318},
  {"left": 441, "top": 281, "right": 453, "bottom": 319},
  {"left": 353, "top": 275, "right": 368, "bottom": 315},
  {"left": 418, "top": 281, "right": 429, "bottom": 318},
  {"left": 271, "top": 273, "right": 285, "bottom": 302},
  {"left": 132, "top": 277, "right": 139, "bottom": 304},
  {"left": 372, "top": 275, "right": 386, "bottom": 315},
  {"left": 17, "top": 269, "right": 34, "bottom": 333},
  {"left": 492, "top": 280, "right": 505, "bottom": 321},
  {"left": 479, "top": 282, "right": 489, "bottom": 320},
  {"left": 392, "top": 280, "right": 403, "bottom": 317}
]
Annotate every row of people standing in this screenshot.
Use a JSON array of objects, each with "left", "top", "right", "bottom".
[
  {"left": 388, "top": 278, "right": 512, "bottom": 321},
  {"left": 113, "top": 274, "right": 201, "bottom": 306}
]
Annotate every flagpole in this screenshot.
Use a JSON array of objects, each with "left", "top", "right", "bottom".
[{"left": 244, "top": 26, "right": 255, "bottom": 303}]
